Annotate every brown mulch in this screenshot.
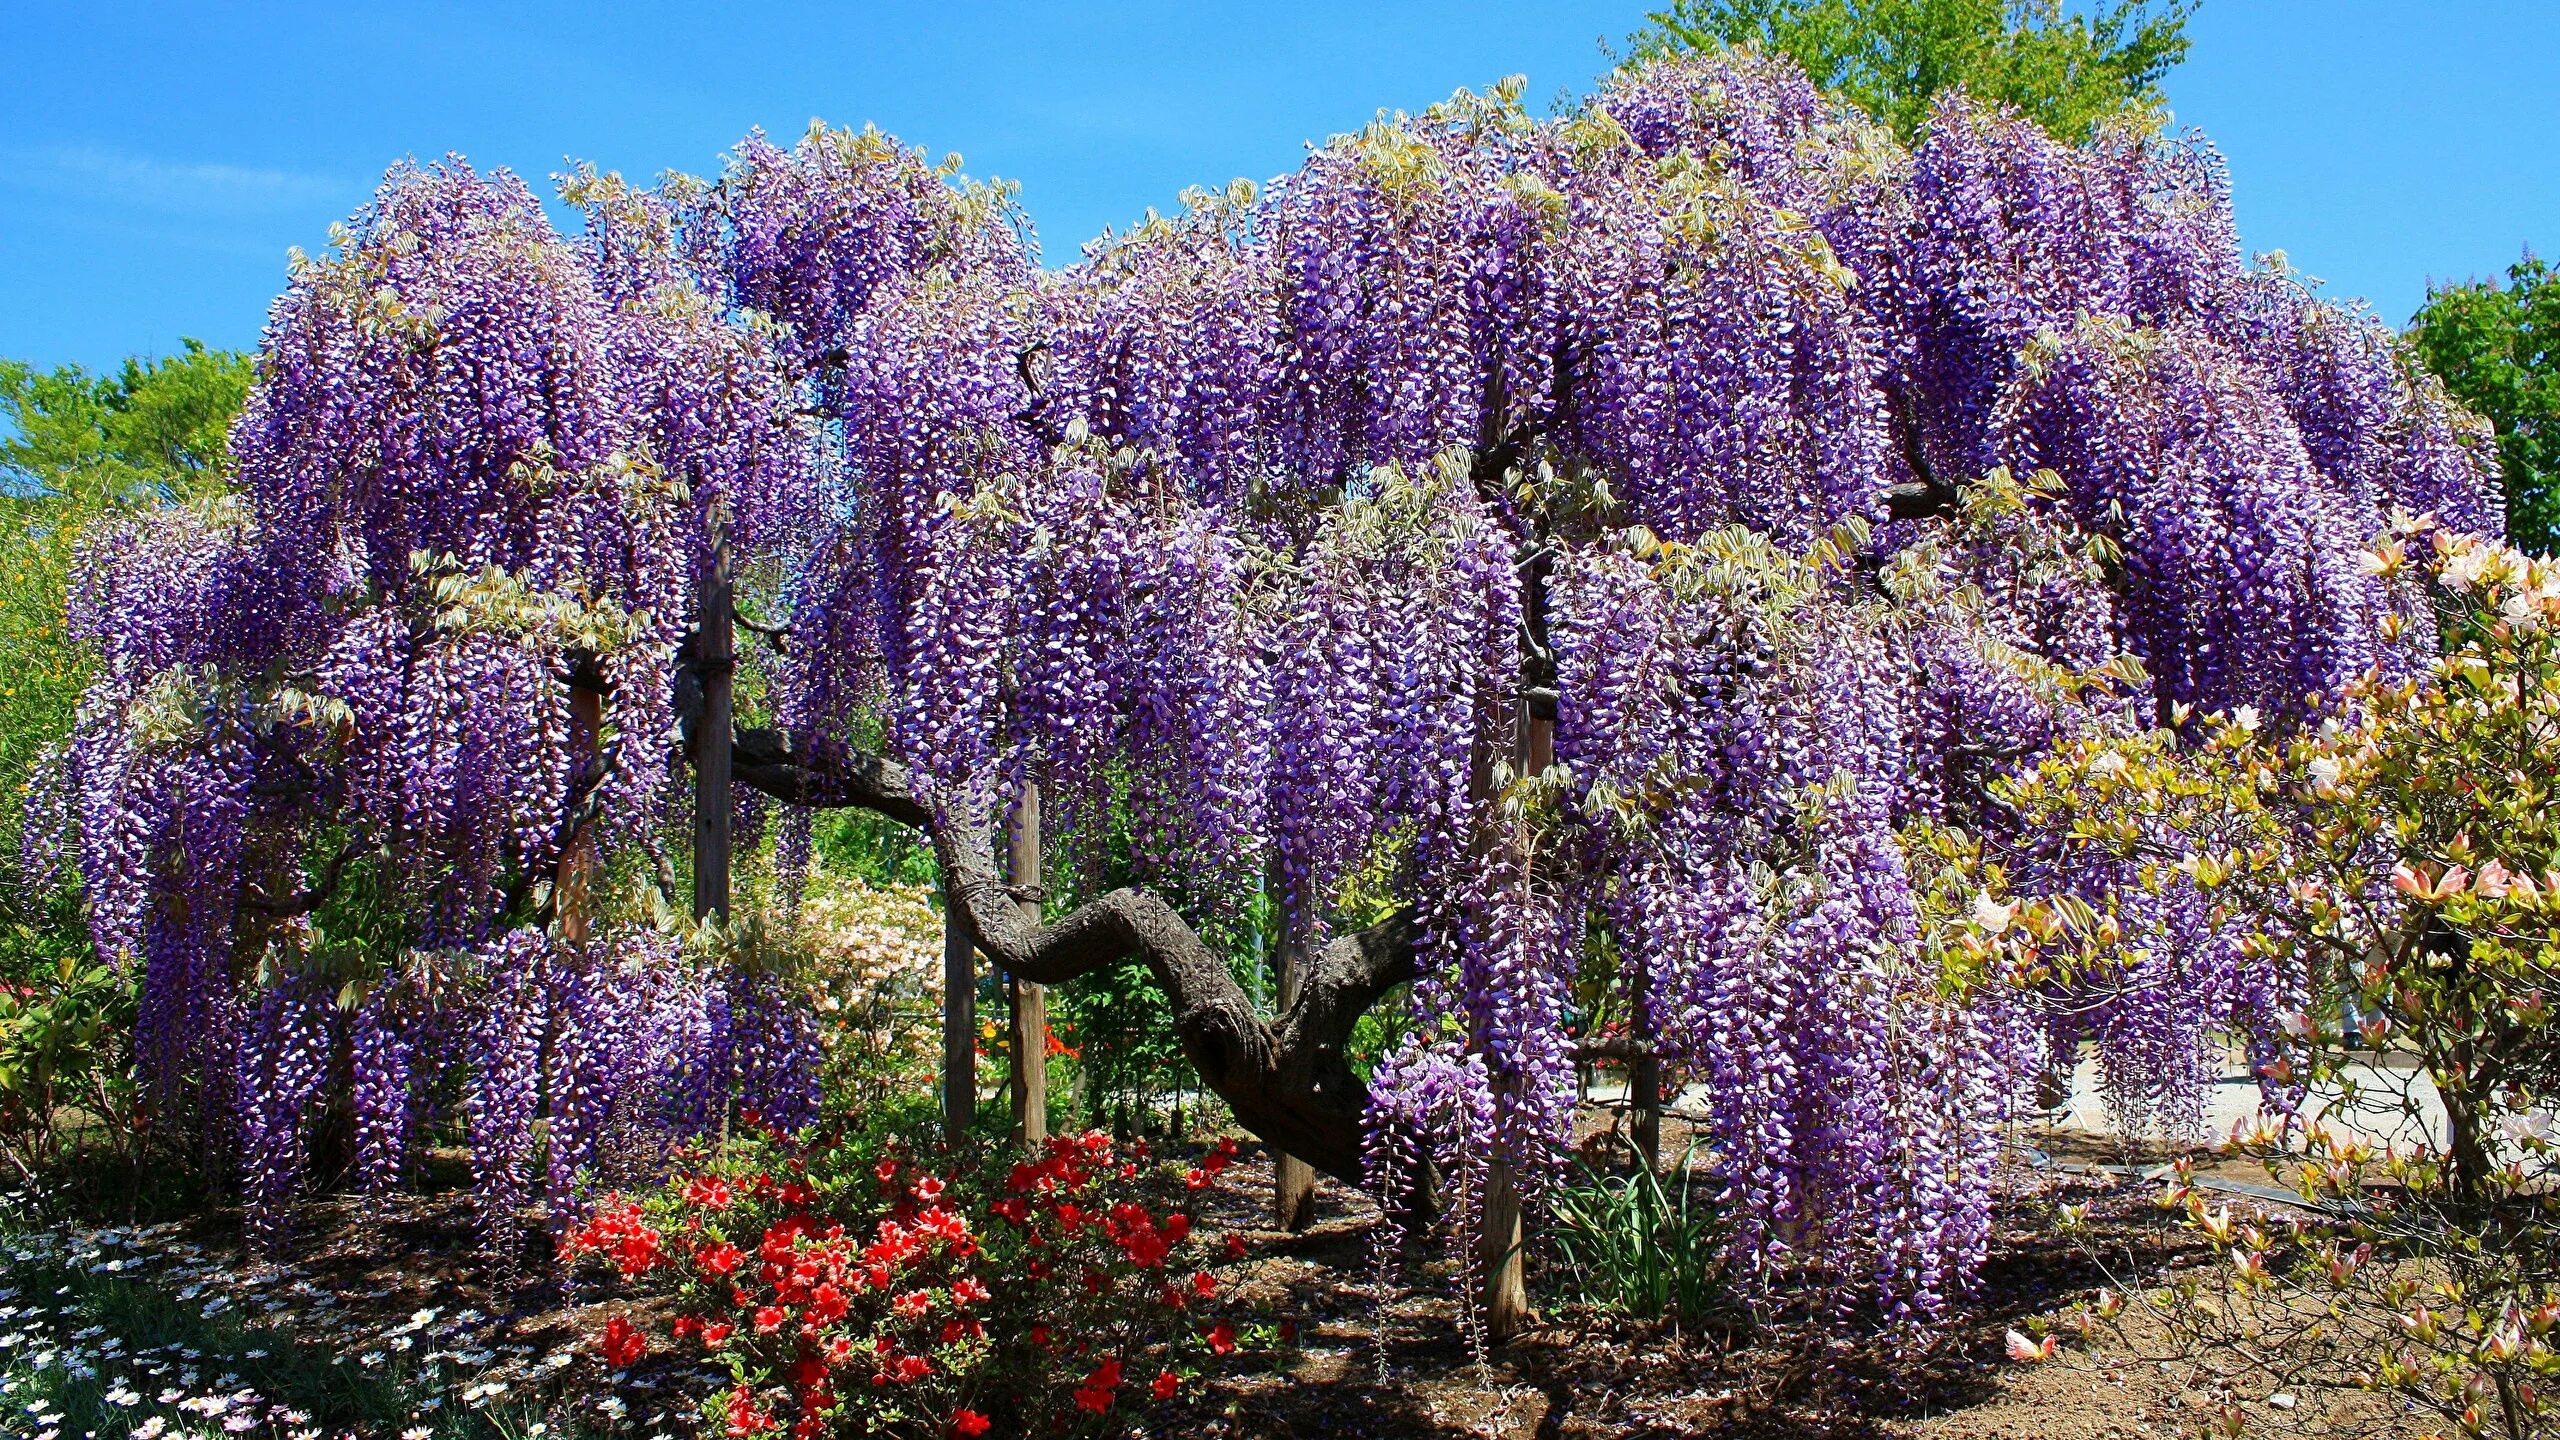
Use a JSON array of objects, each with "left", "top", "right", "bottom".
[
  {"left": 45, "top": 1127, "right": 2423, "bottom": 1439},
  {"left": 1144, "top": 1128, "right": 2416, "bottom": 1439}
]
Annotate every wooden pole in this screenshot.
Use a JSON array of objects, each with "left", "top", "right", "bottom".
[
  {"left": 1480, "top": 703, "right": 1549, "bottom": 1343},
  {"left": 1007, "top": 781, "right": 1047, "bottom": 1147},
  {"left": 556, "top": 679, "right": 605, "bottom": 943},
  {"left": 1271, "top": 918, "right": 1316, "bottom": 1230},
  {"left": 1631, "top": 1048, "right": 1662, "bottom": 1171},
  {"left": 941, "top": 879, "right": 976, "bottom": 1140},
  {"left": 692, "top": 507, "right": 734, "bottom": 925}
]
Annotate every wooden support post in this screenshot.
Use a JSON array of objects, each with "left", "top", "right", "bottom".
[
  {"left": 1007, "top": 781, "right": 1047, "bottom": 1147},
  {"left": 941, "top": 879, "right": 976, "bottom": 1140},
  {"left": 556, "top": 679, "right": 605, "bottom": 944},
  {"left": 1271, "top": 921, "right": 1316, "bottom": 1231},
  {"left": 1631, "top": 1049, "right": 1662, "bottom": 1171},
  {"left": 1480, "top": 704, "right": 1550, "bottom": 1343},
  {"left": 692, "top": 507, "right": 734, "bottom": 925}
]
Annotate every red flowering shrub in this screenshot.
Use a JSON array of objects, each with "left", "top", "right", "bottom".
[{"left": 566, "top": 1128, "right": 1276, "bottom": 1437}]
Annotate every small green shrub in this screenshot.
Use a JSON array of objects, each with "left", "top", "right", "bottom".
[{"left": 1545, "top": 1146, "right": 1734, "bottom": 1326}]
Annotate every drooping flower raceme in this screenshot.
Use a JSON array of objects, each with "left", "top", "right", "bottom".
[{"left": 48, "top": 52, "right": 2500, "bottom": 1318}]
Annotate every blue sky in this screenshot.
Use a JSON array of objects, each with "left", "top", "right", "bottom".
[{"left": 3, "top": 1, "right": 2552, "bottom": 373}]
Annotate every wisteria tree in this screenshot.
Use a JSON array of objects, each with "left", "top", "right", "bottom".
[{"left": 42, "top": 51, "right": 2499, "bottom": 1317}]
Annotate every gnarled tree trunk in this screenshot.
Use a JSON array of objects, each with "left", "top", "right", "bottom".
[{"left": 720, "top": 722, "right": 1414, "bottom": 1181}]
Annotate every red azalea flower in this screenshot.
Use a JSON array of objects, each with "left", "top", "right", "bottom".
[
  {"left": 1206, "top": 1321, "right": 1237, "bottom": 1356},
  {"left": 1163, "top": 1213, "right": 1191, "bottom": 1243},
  {"left": 951, "top": 1275, "right": 989, "bottom": 1305},
  {"left": 696, "top": 1240, "right": 744, "bottom": 1276},
  {"left": 608, "top": 1223, "right": 666, "bottom": 1275},
  {"left": 598, "top": 1314, "right": 646, "bottom": 1368},
  {"left": 683, "top": 1175, "right": 737, "bottom": 1211},
  {"left": 805, "top": 1282, "right": 849, "bottom": 1326},
  {"left": 702, "top": 1321, "right": 736, "bottom": 1347},
  {"left": 875, "top": 1159, "right": 899, "bottom": 1184},
  {"left": 1225, "top": 1234, "right": 1247, "bottom": 1261},
  {"left": 753, "top": 1305, "right": 788, "bottom": 1335},
  {"left": 1074, "top": 1356, "right": 1124, "bottom": 1413},
  {"left": 911, "top": 1176, "right": 946, "bottom": 1203},
  {"left": 1152, "top": 1370, "right": 1179, "bottom": 1400},
  {"left": 1191, "top": 1271, "right": 1216, "bottom": 1299},
  {"left": 723, "top": 1385, "right": 774, "bottom": 1437},
  {"left": 951, "top": 1412, "right": 991, "bottom": 1437}
]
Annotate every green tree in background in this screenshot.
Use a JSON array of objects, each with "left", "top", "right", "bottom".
[
  {"left": 1632, "top": 0, "right": 2195, "bottom": 142},
  {"left": 2, "top": 339, "right": 248, "bottom": 504},
  {"left": 0, "top": 340, "right": 250, "bottom": 889},
  {"left": 2410, "top": 254, "right": 2559, "bottom": 555}
]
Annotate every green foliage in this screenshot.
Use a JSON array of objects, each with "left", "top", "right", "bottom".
[
  {"left": 2411, "top": 254, "right": 2560, "bottom": 555},
  {"left": 815, "top": 806, "right": 938, "bottom": 889},
  {"left": 1055, "top": 958, "right": 1193, "bottom": 1133},
  {"left": 0, "top": 339, "right": 251, "bottom": 508},
  {"left": 0, "top": 949, "right": 135, "bottom": 1189},
  {"left": 1545, "top": 1148, "right": 1735, "bottom": 1326},
  {"left": 1632, "top": 0, "right": 2195, "bottom": 142}
]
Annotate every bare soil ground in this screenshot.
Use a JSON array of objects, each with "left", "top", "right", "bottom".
[{"left": 1151, "top": 1126, "right": 2419, "bottom": 1440}]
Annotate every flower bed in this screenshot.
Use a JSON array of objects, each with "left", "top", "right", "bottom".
[{"left": 567, "top": 1127, "right": 1284, "bottom": 1438}]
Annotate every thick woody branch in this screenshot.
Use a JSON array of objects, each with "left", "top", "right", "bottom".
[
  {"left": 730, "top": 728, "right": 931, "bottom": 827},
  {"left": 929, "top": 809, "right": 1412, "bottom": 1179},
  {"left": 699, "top": 678, "right": 1411, "bottom": 1175},
  {"left": 239, "top": 841, "right": 362, "bottom": 917},
  {"left": 1884, "top": 387, "right": 1957, "bottom": 521}
]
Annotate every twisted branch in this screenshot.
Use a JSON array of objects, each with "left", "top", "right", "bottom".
[{"left": 708, "top": 712, "right": 1412, "bottom": 1178}]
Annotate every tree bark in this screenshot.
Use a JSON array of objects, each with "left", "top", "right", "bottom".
[
  {"left": 706, "top": 724, "right": 1417, "bottom": 1181},
  {"left": 1631, "top": 1051, "right": 1662, "bottom": 1171}
]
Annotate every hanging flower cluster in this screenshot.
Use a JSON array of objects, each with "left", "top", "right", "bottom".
[
  {"left": 48, "top": 45, "right": 2501, "bottom": 1319},
  {"left": 49, "top": 158, "right": 824, "bottom": 1240}
]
